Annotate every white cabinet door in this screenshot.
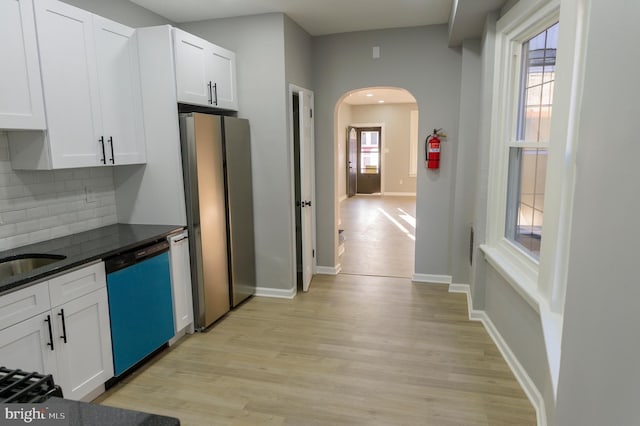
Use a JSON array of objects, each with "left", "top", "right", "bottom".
[
  {"left": 0, "top": 0, "right": 46, "bottom": 130},
  {"left": 169, "top": 233, "right": 193, "bottom": 333},
  {"left": 93, "top": 16, "right": 146, "bottom": 165},
  {"left": 0, "top": 312, "right": 57, "bottom": 375},
  {"left": 52, "top": 288, "right": 113, "bottom": 401},
  {"left": 174, "top": 28, "right": 211, "bottom": 107},
  {"left": 34, "top": 0, "right": 103, "bottom": 168},
  {"left": 173, "top": 28, "right": 238, "bottom": 111},
  {"left": 209, "top": 44, "right": 238, "bottom": 111}
]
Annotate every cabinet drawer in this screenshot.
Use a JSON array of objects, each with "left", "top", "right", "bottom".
[
  {"left": 49, "top": 262, "right": 106, "bottom": 307},
  {"left": 0, "top": 282, "right": 50, "bottom": 331}
]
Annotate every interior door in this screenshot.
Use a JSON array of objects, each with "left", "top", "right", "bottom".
[
  {"left": 299, "top": 90, "right": 315, "bottom": 292},
  {"left": 347, "top": 126, "right": 357, "bottom": 197},
  {"left": 356, "top": 127, "right": 382, "bottom": 194}
]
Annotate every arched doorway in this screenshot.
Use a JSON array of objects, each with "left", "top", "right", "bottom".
[{"left": 334, "top": 87, "right": 419, "bottom": 278}]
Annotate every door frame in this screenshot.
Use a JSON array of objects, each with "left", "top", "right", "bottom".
[
  {"left": 288, "top": 84, "right": 317, "bottom": 294},
  {"left": 349, "top": 122, "right": 386, "bottom": 194}
]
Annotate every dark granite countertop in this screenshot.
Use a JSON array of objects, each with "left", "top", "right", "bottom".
[
  {"left": 47, "top": 397, "right": 180, "bottom": 426},
  {"left": 0, "top": 224, "right": 184, "bottom": 295}
]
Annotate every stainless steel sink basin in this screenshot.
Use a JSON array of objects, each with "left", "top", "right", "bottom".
[{"left": 0, "top": 254, "right": 67, "bottom": 280}]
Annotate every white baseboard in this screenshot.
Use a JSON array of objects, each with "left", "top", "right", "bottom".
[
  {"left": 383, "top": 192, "right": 417, "bottom": 197},
  {"left": 412, "top": 273, "right": 452, "bottom": 284},
  {"left": 316, "top": 264, "right": 341, "bottom": 275},
  {"left": 254, "top": 286, "right": 296, "bottom": 299},
  {"left": 450, "top": 284, "right": 547, "bottom": 426}
]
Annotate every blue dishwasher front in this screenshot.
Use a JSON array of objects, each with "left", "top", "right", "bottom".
[{"left": 105, "top": 241, "right": 175, "bottom": 376}]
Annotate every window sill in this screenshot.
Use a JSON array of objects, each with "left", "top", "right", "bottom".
[{"left": 480, "top": 243, "right": 542, "bottom": 313}]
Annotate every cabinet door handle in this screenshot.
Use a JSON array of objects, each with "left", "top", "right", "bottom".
[
  {"left": 213, "top": 83, "right": 218, "bottom": 106},
  {"left": 58, "top": 309, "right": 68, "bottom": 344},
  {"left": 108, "top": 136, "right": 115, "bottom": 164},
  {"left": 45, "top": 315, "right": 54, "bottom": 351},
  {"left": 207, "top": 81, "right": 213, "bottom": 104},
  {"left": 99, "top": 137, "right": 106, "bottom": 164}
]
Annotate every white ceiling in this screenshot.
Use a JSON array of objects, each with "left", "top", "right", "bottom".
[
  {"left": 342, "top": 88, "right": 417, "bottom": 106},
  {"left": 129, "top": 0, "right": 453, "bottom": 36}
]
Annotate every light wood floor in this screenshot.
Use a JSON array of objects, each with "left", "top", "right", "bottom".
[
  {"left": 339, "top": 195, "right": 416, "bottom": 278},
  {"left": 95, "top": 274, "right": 536, "bottom": 425}
]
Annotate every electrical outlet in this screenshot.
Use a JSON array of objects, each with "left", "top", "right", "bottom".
[
  {"left": 399, "top": 179, "right": 403, "bottom": 185},
  {"left": 85, "top": 186, "right": 97, "bottom": 203}
]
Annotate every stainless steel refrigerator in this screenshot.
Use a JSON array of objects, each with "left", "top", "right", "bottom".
[{"left": 179, "top": 112, "right": 256, "bottom": 329}]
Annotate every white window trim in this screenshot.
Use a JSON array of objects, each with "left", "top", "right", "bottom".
[
  {"left": 482, "top": 0, "right": 589, "bottom": 400},
  {"left": 482, "top": 0, "right": 560, "bottom": 313}
]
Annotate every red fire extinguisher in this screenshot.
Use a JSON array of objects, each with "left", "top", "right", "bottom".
[{"left": 426, "top": 128, "right": 445, "bottom": 169}]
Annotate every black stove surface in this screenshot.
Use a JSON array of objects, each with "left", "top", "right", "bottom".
[{"left": 0, "top": 367, "right": 63, "bottom": 403}]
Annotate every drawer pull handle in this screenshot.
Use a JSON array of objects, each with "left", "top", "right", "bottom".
[
  {"left": 58, "top": 309, "right": 68, "bottom": 344},
  {"left": 45, "top": 315, "right": 54, "bottom": 351}
]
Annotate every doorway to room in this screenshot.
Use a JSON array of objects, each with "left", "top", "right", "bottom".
[
  {"left": 349, "top": 126, "right": 382, "bottom": 195},
  {"left": 335, "top": 87, "right": 418, "bottom": 278}
]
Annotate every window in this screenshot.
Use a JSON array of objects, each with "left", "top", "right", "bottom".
[
  {"left": 505, "top": 22, "right": 559, "bottom": 259},
  {"left": 359, "top": 130, "right": 379, "bottom": 174}
]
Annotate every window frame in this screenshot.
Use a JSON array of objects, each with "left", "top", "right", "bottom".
[{"left": 483, "top": 0, "right": 561, "bottom": 310}]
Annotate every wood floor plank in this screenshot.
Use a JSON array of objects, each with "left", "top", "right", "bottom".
[{"left": 95, "top": 274, "right": 535, "bottom": 425}]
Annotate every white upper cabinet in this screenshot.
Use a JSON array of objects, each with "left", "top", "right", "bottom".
[
  {"left": 93, "top": 16, "right": 146, "bottom": 165},
  {"left": 0, "top": 0, "right": 46, "bottom": 130},
  {"left": 34, "top": 0, "right": 103, "bottom": 168},
  {"left": 208, "top": 44, "right": 237, "bottom": 111},
  {"left": 173, "top": 28, "right": 238, "bottom": 111},
  {"left": 8, "top": 0, "right": 146, "bottom": 169}
]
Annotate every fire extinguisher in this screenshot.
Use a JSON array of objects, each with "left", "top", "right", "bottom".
[{"left": 426, "top": 128, "right": 446, "bottom": 169}]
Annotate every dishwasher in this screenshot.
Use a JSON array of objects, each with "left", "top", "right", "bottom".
[{"left": 105, "top": 240, "right": 175, "bottom": 377}]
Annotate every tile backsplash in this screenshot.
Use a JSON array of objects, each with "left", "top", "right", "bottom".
[{"left": 0, "top": 132, "right": 117, "bottom": 251}]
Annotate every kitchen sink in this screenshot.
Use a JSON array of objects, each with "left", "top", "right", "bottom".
[{"left": 0, "top": 254, "right": 67, "bottom": 280}]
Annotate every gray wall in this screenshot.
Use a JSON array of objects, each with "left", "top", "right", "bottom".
[
  {"left": 484, "top": 262, "right": 555, "bottom": 422},
  {"left": 470, "top": 13, "right": 498, "bottom": 306},
  {"left": 284, "top": 16, "right": 313, "bottom": 90},
  {"left": 60, "top": 0, "right": 172, "bottom": 27},
  {"left": 312, "top": 25, "right": 462, "bottom": 271},
  {"left": 180, "top": 14, "right": 296, "bottom": 291},
  {"left": 450, "top": 39, "right": 481, "bottom": 285},
  {"left": 555, "top": 1, "right": 640, "bottom": 424},
  {"left": 349, "top": 103, "right": 418, "bottom": 194}
]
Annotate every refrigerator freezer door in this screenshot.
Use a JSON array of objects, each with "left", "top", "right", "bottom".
[
  {"left": 223, "top": 117, "right": 257, "bottom": 307},
  {"left": 180, "top": 113, "right": 230, "bottom": 329}
]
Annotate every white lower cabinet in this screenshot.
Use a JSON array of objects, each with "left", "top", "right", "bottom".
[
  {"left": 0, "top": 312, "right": 57, "bottom": 375},
  {"left": 169, "top": 232, "right": 194, "bottom": 334},
  {"left": 0, "top": 262, "right": 113, "bottom": 400},
  {"left": 51, "top": 288, "right": 113, "bottom": 400}
]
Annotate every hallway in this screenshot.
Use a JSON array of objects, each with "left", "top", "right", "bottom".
[{"left": 339, "top": 195, "right": 416, "bottom": 278}]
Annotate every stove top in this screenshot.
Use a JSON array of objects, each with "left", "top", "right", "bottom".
[{"left": 0, "top": 367, "right": 63, "bottom": 403}]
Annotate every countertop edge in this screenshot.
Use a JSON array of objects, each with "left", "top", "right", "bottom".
[{"left": 0, "top": 224, "right": 185, "bottom": 296}]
